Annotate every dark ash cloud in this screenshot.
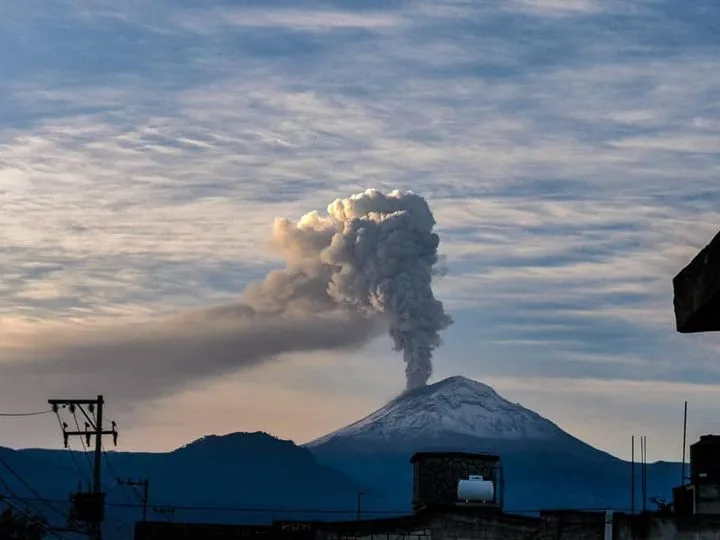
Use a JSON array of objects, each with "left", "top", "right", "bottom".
[{"left": 0, "top": 189, "right": 451, "bottom": 409}]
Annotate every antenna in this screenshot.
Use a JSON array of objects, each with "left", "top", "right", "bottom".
[
  {"left": 681, "top": 401, "right": 688, "bottom": 486},
  {"left": 641, "top": 435, "right": 648, "bottom": 514},
  {"left": 640, "top": 435, "right": 645, "bottom": 512},
  {"left": 631, "top": 435, "right": 635, "bottom": 515}
]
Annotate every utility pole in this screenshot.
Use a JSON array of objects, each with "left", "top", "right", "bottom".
[
  {"left": 631, "top": 435, "right": 635, "bottom": 515},
  {"left": 118, "top": 478, "right": 149, "bottom": 522},
  {"left": 356, "top": 491, "right": 365, "bottom": 522},
  {"left": 681, "top": 401, "right": 688, "bottom": 486},
  {"left": 49, "top": 395, "right": 118, "bottom": 540}
]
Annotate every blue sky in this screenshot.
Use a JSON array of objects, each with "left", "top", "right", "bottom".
[{"left": 1, "top": 0, "right": 719, "bottom": 460}]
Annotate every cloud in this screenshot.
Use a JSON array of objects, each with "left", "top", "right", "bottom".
[
  {"left": 505, "top": 0, "right": 605, "bottom": 16},
  {"left": 1, "top": 0, "right": 720, "bottom": 453},
  {"left": 175, "top": 8, "right": 401, "bottom": 33}
]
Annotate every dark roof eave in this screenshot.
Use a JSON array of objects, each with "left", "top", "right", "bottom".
[{"left": 410, "top": 451, "right": 501, "bottom": 463}]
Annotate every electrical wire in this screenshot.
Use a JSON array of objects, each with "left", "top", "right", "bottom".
[
  {"left": 71, "top": 409, "right": 95, "bottom": 476},
  {"left": 0, "top": 409, "right": 52, "bottom": 417},
  {"left": 0, "top": 462, "right": 71, "bottom": 533},
  {"left": 54, "top": 411, "right": 90, "bottom": 488},
  {"left": 0, "top": 496, "right": 74, "bottom": 540},
  {"left": 101, "top": 443, "right": 137, "bottom": 506},
  {"left": 1, "top": 495, "right": 409, "bottom": 515},
  {"left": 0, "top": 473, "right": 72, "bottom": 540},
  {"left": 1, "top": 491, "right": 639, "bottom": 522},
  {"left": 0, "top": 458, "right": 68, "bottom": 521}
]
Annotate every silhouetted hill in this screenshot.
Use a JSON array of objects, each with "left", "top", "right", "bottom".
[{"left": 1, "top": 432, "right": 363, "bottom": 537}]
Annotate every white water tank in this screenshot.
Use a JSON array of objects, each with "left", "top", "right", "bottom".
[{"left": 457, "top": 475, "right": 495, "bottom": 502}]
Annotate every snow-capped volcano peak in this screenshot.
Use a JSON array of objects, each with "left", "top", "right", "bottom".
[{"left": 307, "top": 376, "right": 564, "bottom": 447}]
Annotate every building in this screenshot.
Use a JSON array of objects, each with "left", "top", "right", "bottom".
[
  {"left": 134, "top": 446, "right": 720, "bottom": 540},
  {"left": 671, "top": 435, "right": 720, "bottom": 517},
  {"left": 134, "top": 451, "right": 528, "bottom": 540},
  {"left": 411, "top": 452, "right": 504, "bottom": 512},
  {"left": 673, "top": 230, "right": 720, "bottom": 333},
  {"left": 135, "top": 522, "right": 277, "bottom": 540},
  {"left": 287, "top": 508, "right": 540, "bottom": 540},
  {"left": 537, "top": 510, "right": 720, "bottom": 540}
]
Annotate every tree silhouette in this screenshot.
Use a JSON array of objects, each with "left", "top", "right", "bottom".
[{"left": 0, "top": 507, "right": 47, "bottom": 540}]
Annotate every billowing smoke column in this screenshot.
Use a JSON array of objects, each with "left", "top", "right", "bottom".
[
  {"left": 249, "top": 188, "right": 453, "bottom": 389},
  {"left": 0, "top": 189, "right": 451, "bottom": 410}
]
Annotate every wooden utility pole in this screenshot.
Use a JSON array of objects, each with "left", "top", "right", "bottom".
[
  {"left": 118, "top": 478, "right": 149, "bottom": 522},
  {"left": 49, "top": 395, "right": 118, "bottom": 540}
]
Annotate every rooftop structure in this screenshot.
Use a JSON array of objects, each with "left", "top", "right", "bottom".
[{"left": 673, "top": 230, "right": 720, "bottom": 333}]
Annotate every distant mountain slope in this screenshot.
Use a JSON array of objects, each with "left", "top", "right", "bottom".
[{"left": 1, "top": 432, "right": 363, "bottom": 535}]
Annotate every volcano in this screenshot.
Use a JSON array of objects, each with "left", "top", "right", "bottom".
[
  {"left": 306, "top": 376, "right": 680, "bottom": 512},
  {"left": 308, "top": 375, "right": 607, "bottom": 457}
]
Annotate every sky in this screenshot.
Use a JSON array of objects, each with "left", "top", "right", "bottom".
[{"left": 0, "top": 0, "right": 719, "bottom": 462}]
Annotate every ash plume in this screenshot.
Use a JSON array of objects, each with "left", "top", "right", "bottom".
[
  {"left": 0, "top": 189, "right": 451, "bottom": 408},
  {"left": 253, "top": 188, "right": 453, "bottom": 389}
]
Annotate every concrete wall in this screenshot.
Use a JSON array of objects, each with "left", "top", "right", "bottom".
[
  {"left": 134, "top": 511, "right": 720, "bottom": 540},
  {"left": 613, "top": 514, "right": 720, "bottom": 540},
  {"left": 321, "top": 529, "right": 431, "bottom": 540},
  {"left": 696, "top": 485, "right": 720, "bottom": 515},
  {"left": 314, "top": 510, "right": 539, "bottom": 540},
  {"left": 427, "top": 511, "right": 538, "bottom": 540},
  {"left": 535, "top": 511, "right": 606, "bottom": 540}
]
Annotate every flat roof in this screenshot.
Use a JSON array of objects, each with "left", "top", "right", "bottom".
[
  {"left": 692, "top": 434, "right": 720, "bottom": 445},
  {"left": 410, "top": 451, "right": 501, "bottom": 463},
  {"left": 276, "top": 507, "right": 540, "bottom": 533}
]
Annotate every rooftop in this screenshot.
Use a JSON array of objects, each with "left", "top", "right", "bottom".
[{"left": 410, "top": 451, "right": 501, "bottom": 463}]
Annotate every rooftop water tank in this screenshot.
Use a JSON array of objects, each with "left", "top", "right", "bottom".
[
  {"left": 457, "top": 475, "right": 495, "bottom": 502},
  {"left": 410, "top": 452, "right": 503, "bottom": 511}
]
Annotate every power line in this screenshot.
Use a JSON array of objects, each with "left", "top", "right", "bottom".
[
  {"left": 71, "top": 409, "right": 95, "bottom": 478},
  {"left": 0, "top": 494, "right": 635, "bottom": 516},
  {"left": 0, "top": 458, "right": 73, "bottom": 534},
  {"left": 100, "top": 446, "right": 121, "bottom": 487},
  {"left": 0, "top": 495, "right": 409, "bottom": 515},
  {"left": 101, "top": 445, "right": 136, "bottom": 507},
  {"left": 1, "top": 490, "right": 639, "bottom": 521},
  {"left": 0, "top": 473, "right": 72, "bottom": 540},
  {"left": 0, "top": 409, "right": 52, "bottom": 417},
  {"left": 0, "top": 458, "right": 69, "bottom": 521},
  {"left": 0, "top": 497, "right": 75, "bottom": 540},
  {"left": 54, "top": 411, "right": 90, "bottom": 487}
]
